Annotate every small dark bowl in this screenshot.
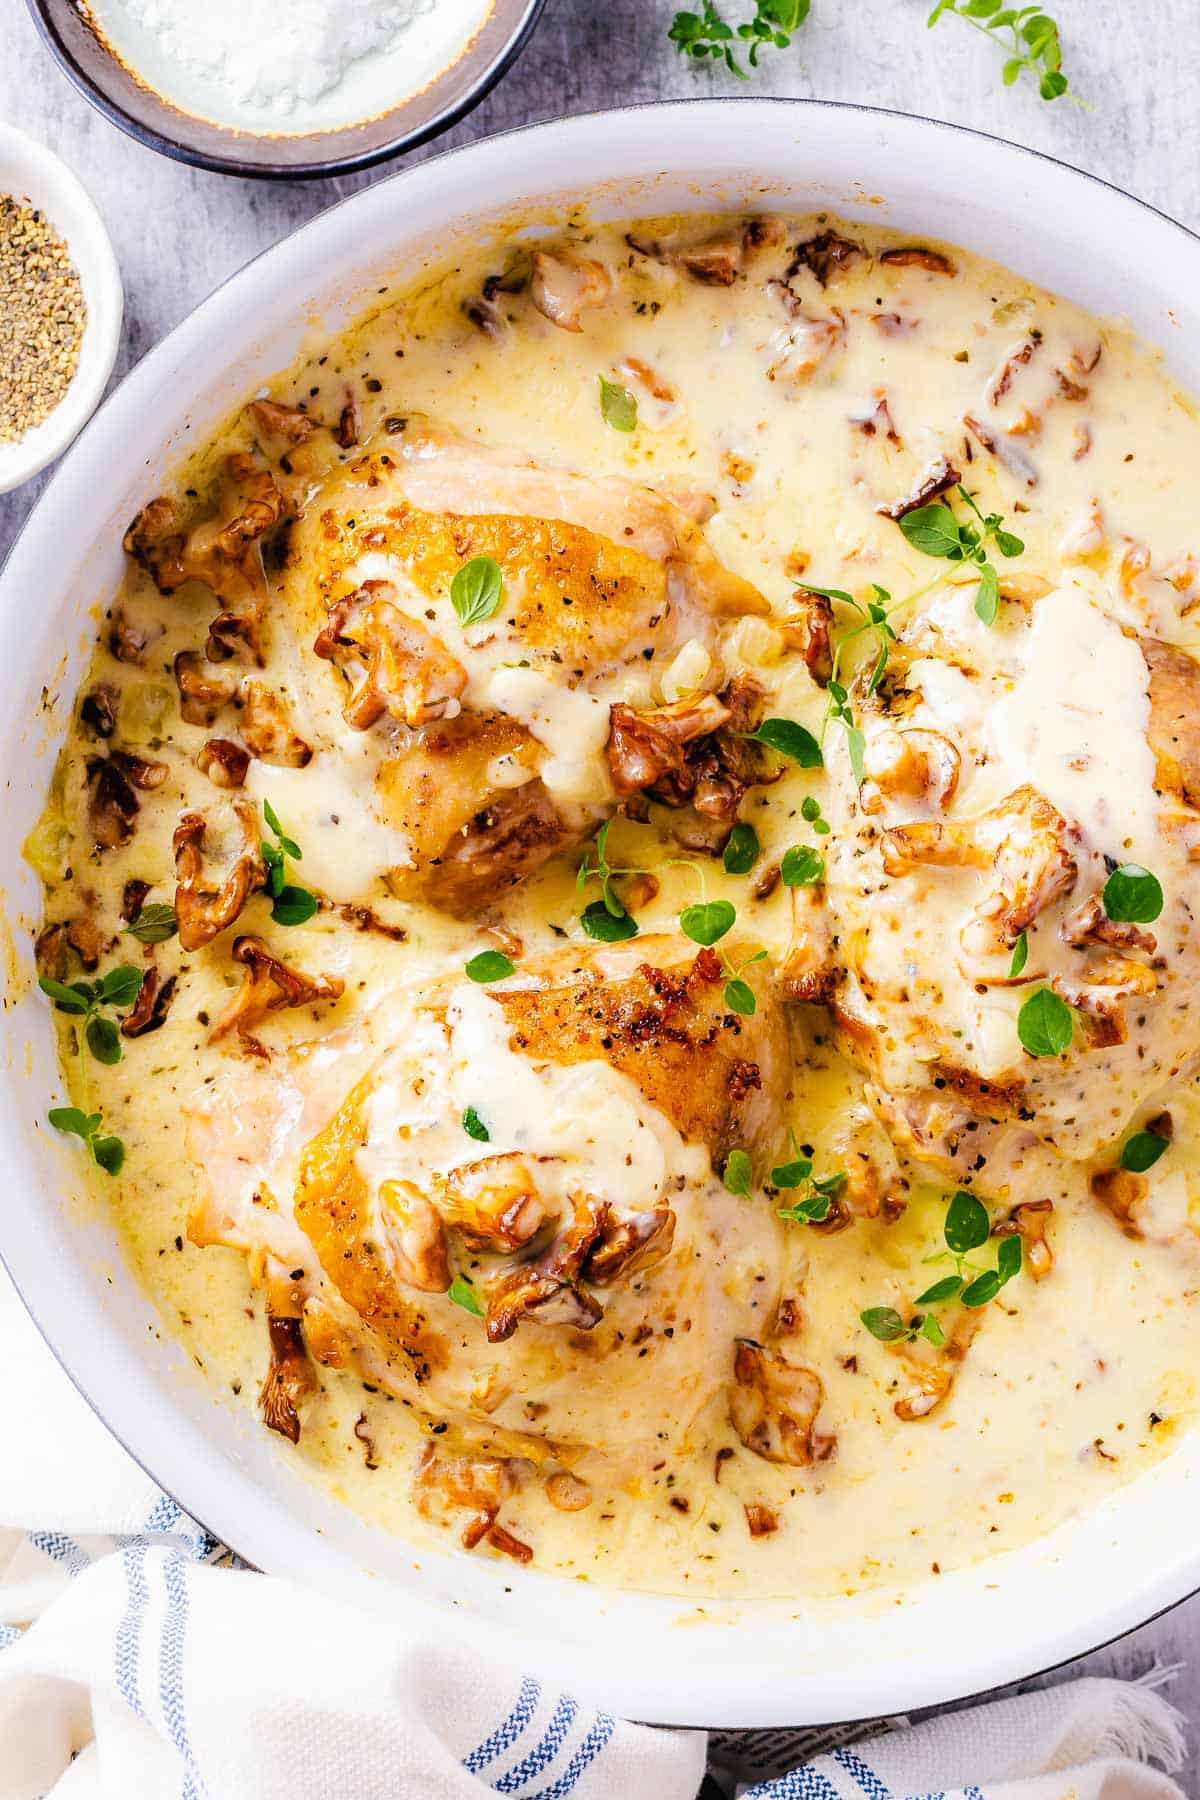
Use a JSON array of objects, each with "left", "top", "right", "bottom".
[{"left": 25, "top": 0, "right": 547, "bottom": 180}]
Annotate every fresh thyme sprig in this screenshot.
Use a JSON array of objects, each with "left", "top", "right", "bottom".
[
  {"left": 927, "top": 0, "right": 1079, "bottom": 104},
  {"left": 669, "top": 0, "right": 810, "bottom": 78},
  {"left": 261, "top": 799, "right": 318, "bottom": 927},
  {"left": 40, "top": 962, "right": 147, "bottom": 1175},
  {"left": 862, "top": 1189, "right": 1024, "bottom": 1346},
  {"left": 896, "top": 483, "right": 1025, "bottom": 626},
  {"left": 771, "top": 1133, "right": 847, "bottom": 1223}
]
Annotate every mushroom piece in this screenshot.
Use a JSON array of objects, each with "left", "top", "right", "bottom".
[
  {"left": 606, "top": 692, "right": 731, "bottom": 796},
  {"left": 850, "top": 391, "right": 900, "bottom": 443},
  {"left": 779, "top": 881, "right": 836, "bottom": 1004},
  {"left": 173, "top": 801, "right": 266, "bottom": 951},
  {"left": 414, "top": 1447, "right": 533, "bottom": 1560},
  {"left": 529, "top": 251, "right": 611, "bottom": 331},
  {"left": 484, "top": 1195, "right": 608, "bottom": 1343},
  {"left": 745, "top": 1502, "right": 780, "bottom": 1538},
  {"left": 85, "top": 752, "right": 167, "bottom": 852},
  {"left": 893, "top": 1309, "right": 981, "bottom": 1422},
  {"left": 258, "top": 1312, "right": 314, "bottom": 1444},
  {"left": 35, "top": 913, "right": 108, "bottom": 979},
  {"left": 728, "top": 1340, "right": 833, "bottom": 1466},
  {"left": 860, "top": 726, "right": 961, "bottom": 817},
  {"left": 883, "top": 784, "right": 1079, "bottom": 950},
  {"left": 434, "top": 1153, "right": 551, "bottom": 1251},
  {"left": 123, "top": 453, "right": 286, "bottom": 664},
  {"left": 585, "top": 1202, "right": 675, "bottom": 1284},
  {"left": 1143, "top": 639, "right": 1200, "bottom": 812},
  {"left": 1052, "top": 952, "right": 1157, "bottom": 1041},
  {"left": 993, "top": 1199, "right": 1054, "bottom": 1279},
  {"left": 876, "top": 456, "right": 961, "bottom": 521},
  {"left": 780, "top": 588, "right": 834, "bottom": 686},
  {"left": 174, "top": 650, "right": 238, "bottom": 727},
  {"left": 1091, "top": 1166, "right": 1147, "bottom": 1239},
  {"left": 606, "top": 674, "right": 773, "bottom": 823},
  {"left": 626, "top": 217, "right": 780, "bottom": 286},
  {"left": 79, "top": 684, "right": 118, "bottom": 739},
  {"left": 987, "top": 336, "right": 1040, "bottom": 405},
  {"left": 197, "top": 737, "right": 251, "bottom": 790},
  {"left": 879, "top": 245, "right": 956, "bottom": 275},
  {"left": 238, "top": 681, "right": 313, "bottom": 769},
  {"left": 786, "top": 227, "right": 865, "bottom": 287},
  {"left": 376, "top": 1180, "right": 451, "bottom": 1293},
  {"left": 767, "top": 312, "right": 845, "bottom": 385},
  {"left": 209, "top": 933, "right": 344, "bottom": 1057},
  {"left": 1060, "top": 893, "right": 1156, "bottom": 957},
  {"left": 314, "top": 581, "right": 468, "bottom": 730},
  {"left": 964, "top": 413, "right": 1039, "bottom": 489},
  {"left": 120, "top": 966, "right": 177, "bottom": 1039}
]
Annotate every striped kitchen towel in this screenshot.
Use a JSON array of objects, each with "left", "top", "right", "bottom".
[{"left": 0, "top": 1269, "right": 1188, "bottom": 1800}]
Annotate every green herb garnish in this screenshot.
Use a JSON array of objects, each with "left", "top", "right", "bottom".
[
  {"left": 40, "top": 962, "right": 147, "bottom": 1176},
  {"left": 745, "top": 717, "right": 823, "bottom": 768},
  {"left": 123, "top": 902, "right": 178, "bottom": 945},
  {"left": 581, "top": 901, "right": 639, "bottom": 943},
  {"left": 447, "top": 1274, "right": 485, "bottom": 1317},
  {"left": 1120, "top": 1128, "right": 1169, "bottom": 1174},
  {"left": 861, "top": 1188, "right": 1024, "bottom": 1342},
  {"left": 1017, "top": 985, "right": 1074, "bottom": 1058},
  {"left": 723, "top": 821, "right": 760, "bottom": 875},
  {"left": 781, "top": 844, "right": 825, "bottom": 887},
  {"left": 462, "top": 1106, "right": 490, "bottom": 1143},
  {"left": 47, "top": 1107, "right": 125, "bottom": 1176},
  {"left": 465, "top": 950, "right": 515, "bottom": 984},
  {"left": 897, "top": 484, "right": 1024, "bottom": 627},
  {"left": 261, "top": 800, "right": 319, "bottom": 928},
  {"left": 450, "top": 556, "right": 504, "bottom": 628},
  {"left": 772, "top": 1137, "right": 846, "bottom": 1224},
  {"left": 722, "top": 1147, "right": 753, "bottom": 1197},
  {"left": 1009, "top": 929, "right": 1029, "bottom": 978},
  {"left": 1103, "top": 863, "right": 1163, "bottom": 925},
  {"left": 680, "top": 900, "right": 736, "bottom": 946},
  {"left": 801, "top": 795, "right": 831, "bottom": 836},
  {"left": 669, "top": 0, "right": 810, "bottom": 78},
  {"left": 927, "top": 0, "right": 1078, "bottom": 103},
  {"left": 598, "top": 375, "right": 637, "bottom": 433}
]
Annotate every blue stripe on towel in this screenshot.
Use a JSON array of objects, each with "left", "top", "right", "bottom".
[
  {"left": 26, "top": 1529, "right": 90, "bottom": 1575},
  {"left": 833, "top": 1746, "right": 895, "bottom": 1798},
  {"left": 114, "top": 1541, "right": 150, "bottom": 1720},
  {"left": 160, "top": 1554, "right": 206, "bottom": 1797},
  {"left": 465, "top": 1675, "right": 543, "bottom": 1773},
  {"left": 525, "top": 1711, "right": 616, "bottom": 1797},
  {"left": 744, "top": 1765, "right": 843, "bottom": 1798},
  {"left": 493, "top": 1692, "right": 578, "bottom": 1791}
]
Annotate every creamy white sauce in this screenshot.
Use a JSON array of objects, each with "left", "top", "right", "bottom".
[{"left": 32, "top": 208, "right": 1200, "bottom": 1605}]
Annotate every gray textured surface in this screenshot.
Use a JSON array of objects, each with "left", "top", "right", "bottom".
[{"left": 3, "top": 0, "right": 1200, "bottom": 1775}]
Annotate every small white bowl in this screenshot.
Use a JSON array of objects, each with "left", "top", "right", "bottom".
[{"left": 0, "top": 124, "right": 122, "bottom": 494}]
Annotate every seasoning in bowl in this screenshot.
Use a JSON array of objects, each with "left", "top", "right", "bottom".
[
  {"left": 0, "top": 194, "right": 86, "bottom": 444},
  {"left": 84, "top": 0, "right": 491, "bottom": 135}
]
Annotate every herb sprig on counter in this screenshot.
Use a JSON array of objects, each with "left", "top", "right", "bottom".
[
  {"left": 861, "top": 1189, "right": 1023, "bottom": 1346},
  {"left": 927, "top": 0, "right": 1078, "bottom": 104},
  {"left": 40, "top": 962, "right": 147, "bottom": 1176},
  {"left": 669, "top": 0, "right": 810, "bottom": 78},
  {"left": 261, "top": 799, "right": 318, "bottom": 927}
]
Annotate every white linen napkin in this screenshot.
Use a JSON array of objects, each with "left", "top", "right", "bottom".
[{"left": 0, "top": 1267, "right": 1187, "bottom": 1800}]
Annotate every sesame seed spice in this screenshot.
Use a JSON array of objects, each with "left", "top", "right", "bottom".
[{"left": 0, "top": 194, "right": 87, "bottom": 443}]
